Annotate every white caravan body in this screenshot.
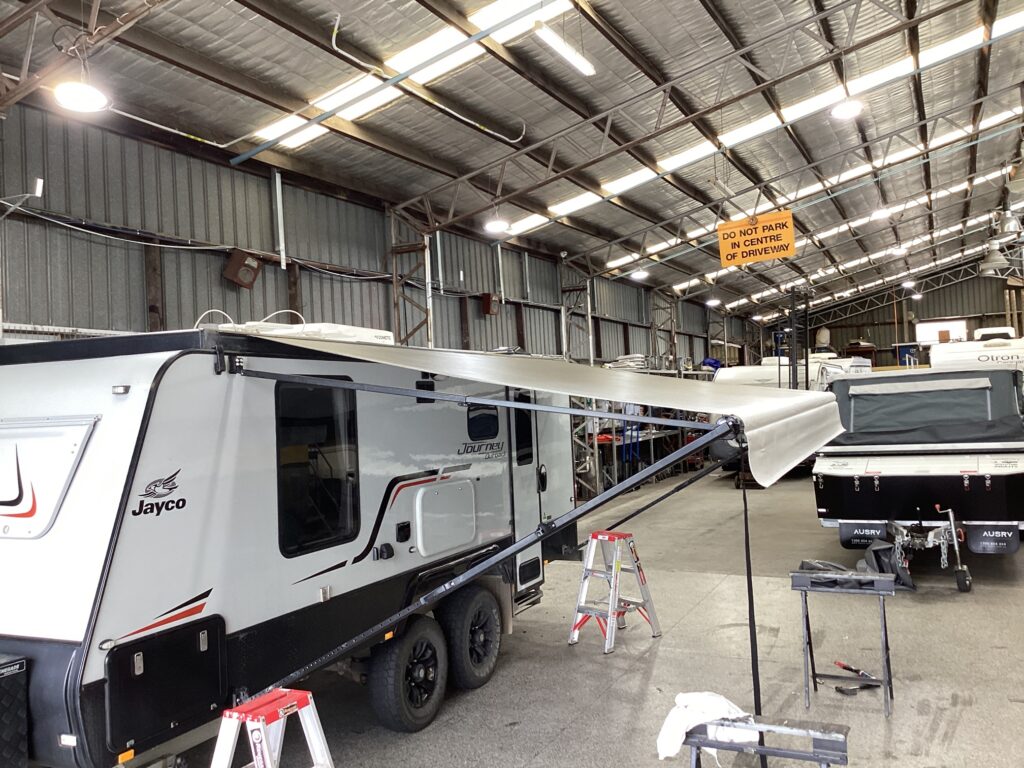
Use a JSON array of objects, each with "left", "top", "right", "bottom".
[{"left": 0, "top": 330, "right": 573, "bottom": 768}]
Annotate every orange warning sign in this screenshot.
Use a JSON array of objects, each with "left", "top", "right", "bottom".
[{"left": 717, "top": 210, "right": 796, "bottom": 267}]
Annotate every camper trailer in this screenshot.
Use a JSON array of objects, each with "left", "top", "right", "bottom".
[
  {"left": 0, "top": 326, "right": 575, "bottom": 768},
  {"left": 813, "top": 365, "right": 1024, "bottom": 560},
  {"left": 929, "top": 326, "right": 1024, "bottom": 369}
]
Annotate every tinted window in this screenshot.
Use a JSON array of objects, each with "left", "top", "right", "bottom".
[
  {"left": 514, "top": 391, "right": 534, "bottom": 466},
  {"left": 467, "top": 404, "right": 499, "bottom": 441},
  {"left": 276, "top": 382, "right": 359, "bottom": 557}
]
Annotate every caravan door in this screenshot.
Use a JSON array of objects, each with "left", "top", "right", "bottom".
[{"left": 509, "top": 389, "right": 544, "bottom": 592}]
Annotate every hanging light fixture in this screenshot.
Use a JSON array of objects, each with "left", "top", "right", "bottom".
[
  {"left": 705, "top": 297, "right": 722, "bottom": 307},
  {"left": 910, "top": 292, "right": 923, "bottom": 300},
  {"left": 901, "top": 280, "right": 915, "bottom": 288},
  {"left": 630, "top": 269, "right": 649, "bottom": 281},
  {"left": 998, "top": 205, "right": 1022, "bottom": 237},
  {"left": 980, "top": 238, "right": 1010, "bottom": 275},
  {"left": 484, "top": 202, "right": 510, "bottom": 234},
  {"left": 53, "top": 43, "right": 109, "bottom": 113}
]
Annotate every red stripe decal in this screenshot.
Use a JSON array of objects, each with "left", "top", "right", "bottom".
[
  {"left": 0, "top": 485, "right": 36, "bottom": 519},
  {"left": 388, "top": 475, "right": 451, "bottom": 508},
  {"left": 124, "top": 603, "right": 206, "bottom": 638}
]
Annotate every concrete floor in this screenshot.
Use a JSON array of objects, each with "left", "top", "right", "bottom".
[{"left": 186, "top": 469, "right": 1024, "bottom": 767}]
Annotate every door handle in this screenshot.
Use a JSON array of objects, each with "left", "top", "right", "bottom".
[{"left": 537, "top": 464, "right": 548, "bottom": 493}]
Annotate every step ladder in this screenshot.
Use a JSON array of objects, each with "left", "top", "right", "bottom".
[
  {"left": 569, "top": 530, "right": 661, "bottom": 653},
  {"left": 210, "top": 688, "right": 335, "bottom": 768}
]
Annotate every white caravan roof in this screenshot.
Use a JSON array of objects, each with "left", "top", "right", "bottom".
[{"left": 225, "top": 330, "right": 843, "bottom": 487}]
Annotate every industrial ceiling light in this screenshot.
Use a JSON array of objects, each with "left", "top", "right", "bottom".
[
  {"left": 901, "top": 280, "right": 916, "bottom": 288},
  {"left": 911, "top": 292, "right": 923, "bottom": 300},
  {"left": 999, "top": 205, "right": 1022, "bottom": 236},
  {"left": 630, "top": 269, "right": 649, "bottom": 281},
  {"left": 705, "top": 297, "right": 722, "bottom": 307},
  {"left": 979, "top": 238, "right": 1010, "bottom": 275},
  {"left": 53, "top": 79, "right": 109, "bottom": 113},
  {"left": 891, "top": 243, "right": 909, "bottom": 255},
  {"left": 484, "top": 216, "right": 510, "bottom": 234},
  {"left": 533, "top": 21, "right": 596, "bottom": 76},
  {"left": 751, "top": 314, "right": 764, "bottom": 321},
  {"left": 829, "top": 98, "right": 864, "bottom": 120}
]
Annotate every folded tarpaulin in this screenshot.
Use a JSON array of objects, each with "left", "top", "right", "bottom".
[{"left": 226, "top": 331, "right": 843, "bottom": 487}]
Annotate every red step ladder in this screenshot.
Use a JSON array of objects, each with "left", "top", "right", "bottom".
[
  {"left": 569, "top": 530, "right": 661, "bottom": 653},
  {"left": 209, "top": 688, "right": 334, "bottom": 768}
]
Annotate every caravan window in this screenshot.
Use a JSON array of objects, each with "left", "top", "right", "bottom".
[
  {"left": 514, "top": 391, "right": 534, "bottom": 466},
  {"left": 467, "top": 404, "right": 499, "bottom": 441},
  {"left": 275, "top": 382, "right": 360, "bottom": 558}
]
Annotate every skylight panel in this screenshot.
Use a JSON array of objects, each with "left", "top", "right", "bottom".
[
  {"left": 505, "top": 214, "right": 550, "bottom": 235},
  {"left": 993, "top": 9, "right": 1024, "bottom": 37},
  {"left": 846, "top": 57, "right": 914, "bottom": 95},
  {"left": 315, "top": 75, "right": 403, "bottom": 120},
  {"left": 659, "top": 141, "right": 717, "bottom": 172},
  {"left": 255, "top": 115, "right": 328, "bottom": 149},
  {"left": 780, "top": 86, "right": 847, "bottom": 123},
  {"left": 386, "top": 27, "right": 484, "bottom": 84},
  {"left": 549, "top": 192, "right": 602, "bottom": 217},
  {"left": 919, "top": 27, "right": 984, "bottom": 67},
  {"left": 603, "top": 168, "right": 658, "bottom": 195},
  {"left": 718, "top": 114, "right": 782, "bottom": 147}
]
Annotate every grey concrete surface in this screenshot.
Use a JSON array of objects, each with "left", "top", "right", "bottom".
[{"left": 185, "top": 469, "right": 1024, "bottom": 767}]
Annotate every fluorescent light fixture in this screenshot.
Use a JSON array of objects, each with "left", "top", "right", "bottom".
[
  {"left": 829, "top": 98, "right": 864, "bottom": 120},
  {"left": 484, "top": 217, "right": 510, "bottom": 234},
  {"left": 705, "top": 297, "right": 722, "bottom": 307},
  {"left": 533, "top": 21, "right": 596, "bottom": 76},
  {"left": 901, "top": 280, "right": 915, "bottom": 288},
  {"left": 255, "top": 115, "right": 329, "bottom": 149},
  {"left": 607, "top": 254, "right": 639, "bottom": 269},
  {"left": 507, "top": 214, "right": 549, "bottom": 235},
  {"left": 53, "top": 80, "right": 109, "bottom": 113},
  {"left": 718, "top": 114, "right": 782, "bottom": 147},
  {"left": 911, "top": 293, "right": 923, "bottom": 300},
  {"left": 659, "top": 142, "right": 717, "bottom": 172},
  {"left": 603, "top": 168, "right": 658, "bottom": 195},
  {"left": 474, "top": 0, "right": 572, "bottom": 44},
  {"left": 630, "top": 270, "right": 650, "bottom": 281},
  {"left": 549, "top": 192, "right": 601, "bottom": 217}
]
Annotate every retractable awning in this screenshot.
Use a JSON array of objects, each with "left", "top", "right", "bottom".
[{"left": 226, "top": 330, "right": 842, "bottom": 486}]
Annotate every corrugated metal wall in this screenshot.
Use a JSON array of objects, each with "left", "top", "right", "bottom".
[
  {"left": 820, "top": 277, "right": 1007, "bottom": 361},
  {"left": 523, "top": 306, "right": 559, "bottom": 355},
  {"left": 162, "top": 247, "right": 289, "bottom": 330},
  {"left": 2, "top": 103, "right": 768, "bottom": 364},
  {"left": 593, "top": 278, "right": 646, "bottom": 324},
  {"left": 678, "top": 301, "right": 706, "bottom": 335},
  {"left": 1, "top": 217, "right": 146, "bottom": 330}
]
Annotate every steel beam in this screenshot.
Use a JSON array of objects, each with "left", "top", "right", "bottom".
[{"left": 395, "top": 0, "right": 975, "bottom": 230}]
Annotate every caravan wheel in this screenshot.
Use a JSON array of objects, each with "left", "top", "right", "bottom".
[
  {"left": 437, "top": 584, "right": 502, "bottom": 689},
  {"left": 369, "top": 615, "right": 449, "bottom": 732}
]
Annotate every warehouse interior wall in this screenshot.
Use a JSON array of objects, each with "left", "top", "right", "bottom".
[
  {"left": 0, "top": 103, "right": 753, "bottom": 362},
  {"left": 813, "top": 276, "right": 1010, "bottom": 363}
]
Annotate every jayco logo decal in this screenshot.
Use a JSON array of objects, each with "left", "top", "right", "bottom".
[{"left": 134, "top": 470, "right": 187, "bottom": 517}]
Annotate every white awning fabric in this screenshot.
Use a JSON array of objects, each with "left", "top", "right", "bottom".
[{"left": 236, "top": 333, "right": 843, "bottom": 486}]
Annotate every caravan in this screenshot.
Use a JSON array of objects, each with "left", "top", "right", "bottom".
[{"left": 0, "top": 325, "right": 574, "bottom": 768}]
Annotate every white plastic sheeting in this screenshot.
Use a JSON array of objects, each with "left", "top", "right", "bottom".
[{"left": 233, "top": 332, "right": 843, "bottom": 486}]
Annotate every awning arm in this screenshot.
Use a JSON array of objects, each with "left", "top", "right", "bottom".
[
  {"left": 238, "top": 366, "right": 715, "bottom": 431},
  {"left": 253, "top": 418, "right": 738, "bottom": 696}
]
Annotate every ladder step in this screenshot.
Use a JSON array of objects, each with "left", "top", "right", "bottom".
[{"left": 583, "top": 567, "right": 637, "bottom": 578}]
